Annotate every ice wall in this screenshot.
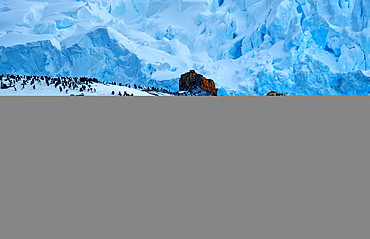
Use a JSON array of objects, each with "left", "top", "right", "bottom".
[{"left": 1, "top": 0, "right": 370, "bottom": 95}]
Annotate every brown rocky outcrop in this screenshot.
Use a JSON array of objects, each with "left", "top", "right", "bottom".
[
  {"left": 179, "top": 70, "right": 218, "bottom": 96},
  {"left": 267, "top": 91, "right": 286, "bottom": 96}
]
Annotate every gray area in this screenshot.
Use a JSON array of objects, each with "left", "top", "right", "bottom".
[{"left": 0, "top": 97, "right": 369, "bottom": 239}]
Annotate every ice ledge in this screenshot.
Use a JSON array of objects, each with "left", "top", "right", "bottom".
[{"left": 0, "top": 32, "right": 60, "bottom": 50}]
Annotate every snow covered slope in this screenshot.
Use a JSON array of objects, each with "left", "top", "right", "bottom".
[
  {"left": 1, "top": 0, "right": 370, "bottom": 95},
  {"left": 0, "top": 74, "right": 174, "bottom": 96}
]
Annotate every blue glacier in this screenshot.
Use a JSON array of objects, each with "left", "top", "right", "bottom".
[{"left": 0, "top": 0, "right": 370, "bottom": 95}]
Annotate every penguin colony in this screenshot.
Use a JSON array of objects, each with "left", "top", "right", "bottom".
[{"left": 0, "top": 74, "right": 180, "bottom": 96}]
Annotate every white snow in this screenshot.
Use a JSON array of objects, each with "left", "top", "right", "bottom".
[
  {"left": 0, "top": 32, "right": 60, "bottom": 49},
  {"left": 0, "top": 76, "right": 171, "bottom": 96}
]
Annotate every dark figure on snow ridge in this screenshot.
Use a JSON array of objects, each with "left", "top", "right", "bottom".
[
  {"left": 59, "top": 86, "right": 63, "bottom": 92},
  {"left": 33, "top": 85, "right": 36, "bottom": 90},
  {"left": 118, "top": 91, "right": 122, "bottom": 96},
  {"left": 111, "top": 91, "right": 115, "bottom": 95}
]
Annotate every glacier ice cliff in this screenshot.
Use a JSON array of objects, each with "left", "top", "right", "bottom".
[{"left": 1, "top": 0, "right": 370, "bottom": 95}]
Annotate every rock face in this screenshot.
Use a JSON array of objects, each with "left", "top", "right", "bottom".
[
  {"left": 267, "top": 91, "right": 286, "bottom": 96},
  {"left": 179, "top": 70, "right": 218, "bottom": 96}
]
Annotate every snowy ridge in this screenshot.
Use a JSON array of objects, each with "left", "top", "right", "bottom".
[
  {"left": 1, "top": 0, "right": 370, "bottom": 95},
  {"left": 0, "top": 73, "right": 176, "bottom": 96}
]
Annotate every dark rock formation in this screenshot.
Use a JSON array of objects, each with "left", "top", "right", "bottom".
[
  {"left": 179, "top": 70, "right": 218, "bottom": 96},
  {"left": 267, "top": 91, "right": 286, "bottom": 96}
]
